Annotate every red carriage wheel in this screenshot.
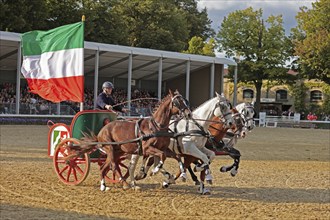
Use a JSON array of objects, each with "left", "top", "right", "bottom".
[{"left": 53, "top": 138, "right": 90, "bottom": 185}]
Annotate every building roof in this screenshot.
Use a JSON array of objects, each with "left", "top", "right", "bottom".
[{"left": 0, "top": 31, "right": 236, "bottom": 81}]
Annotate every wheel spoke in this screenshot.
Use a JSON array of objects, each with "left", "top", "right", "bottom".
[
  {"left": 66, "top": 167, "right": 72, "bottom": 182},
  {"left": 72, "top": 167, "right": 78, "bottom": 181},
  {"left": 58, "top": 147, "right": 68, "bottom": 157},
  {"left": 75, "top": 164, "right": 85, "bottom": 175},
  {"left": 58, "top": 165, "right": 69, "bottom": 175}
]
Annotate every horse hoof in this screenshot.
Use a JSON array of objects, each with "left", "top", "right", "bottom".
[
  {"left": 135, "top": 172, "right": 147, "bottom": 180},
  {"left": 202, "top": 189, "right": 211, "bottom": 195},
  {"left": 122, "top": 183, "right": 131, "bottom": 190},
  {"left": 132, "top": 185, "right": 141, "bottom": 191},
  {"left": 162, "top": 182, "right": 170, "bottom": 188},
  {"left": 205, "top": 174, "right": 213, "bottom": 185},
  {"left": 179, "top": 172, "right": 187, "bottom": 182},
  {"left": 230, "top": 169, "right": 238, "bottom": 177},
  {"left": 100, "top": 185, "right": 110, "bottom": 191},
  {"left": 220, "top": 166, "right": 227, "bottom": 172}
]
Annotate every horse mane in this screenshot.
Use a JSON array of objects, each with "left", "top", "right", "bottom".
[{"left": 151, "top": 93, "right": 171, "bottom": 115}]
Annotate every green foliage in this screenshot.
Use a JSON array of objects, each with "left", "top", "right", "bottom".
[
  {"left": 0, "top": 0, "right": 49, "bottom": 32},
  {"left": 174, "top": 0, "right": 215, "bottom": 41},
  {"left": 290, "top": 82, "right": 308, "bottom": 113},
  {"left": 291, "top": 0, "right": 330, "bottom": 84},
  {"left": 183, "top": 36, "right": 215, "bottom": 56},
  {"left": 0, "top": 0, "right": 213, "bottom": 52},
  {"left": 112, "top": 0, "right": 189, "bottom": 51},
  {"left": 322, "top": 94, "right": 330, "bottom": 115},
  {"left": 217, "top": 7, "right": 291, "bottom": 113}
]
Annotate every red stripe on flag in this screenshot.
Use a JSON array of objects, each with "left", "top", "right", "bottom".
[{"left": 26, "top": 76, "right": 84, "bottom": 103}]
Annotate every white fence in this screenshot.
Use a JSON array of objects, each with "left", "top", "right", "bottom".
[{"left": 255, "top": 113, "right": 330, "bottom": 129}]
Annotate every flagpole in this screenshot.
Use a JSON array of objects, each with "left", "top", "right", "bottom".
[{"left": 80, "top": 15, "right": 85, "bottom": 111}]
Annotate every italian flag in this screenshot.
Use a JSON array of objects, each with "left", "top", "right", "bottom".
[{"left": 21, "top": 22, "right": 84, "bottom": 103}]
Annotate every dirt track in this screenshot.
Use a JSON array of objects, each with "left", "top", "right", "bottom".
[{"left": 0, "top": 125, "right": 329, "bottom": 220}]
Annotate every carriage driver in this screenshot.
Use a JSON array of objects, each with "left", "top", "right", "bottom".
[{"left": 96, "top": 81, "right": 128, "bottom": 113}]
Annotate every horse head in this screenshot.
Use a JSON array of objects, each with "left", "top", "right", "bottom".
[
  {"left": 152, "top": 89, "right": 191, "bottom": 127},
  {"left": 213, "top": 92, "right": 234, "bottom": 127},
  {"left": 169, "top": 89, "right": 192, "bottom": 119},
  {"left": 237, "top": 102, "right": 255, "bottom": 131},
  {"left": 232, "top": 103, "right": 255, "bottom": 138}
]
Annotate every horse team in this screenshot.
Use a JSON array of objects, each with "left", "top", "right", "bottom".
[{"left": 70, "top": 89, "right": 255, "bottom": 195}]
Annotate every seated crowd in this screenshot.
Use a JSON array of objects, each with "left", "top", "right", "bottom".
[{"left": 0, "top": 83, "right": 158, "bottom": 116}]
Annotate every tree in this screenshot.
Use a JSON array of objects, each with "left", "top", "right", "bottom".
[
  {"left": 112, "top": 0, "right": 189, "bottom": 51},
  {"left": 290, "top": 82, "right": 308, "bottom": 114},
  {"left": 174, "top": 0, "right": 215, "bottom": 42},
  {"left": 291, "top": 0, "right": 330, "bottom": 84},
  {"left": 183, "top": 36, "right": 215, "bottom": 56},
  {"left": 0, "top": 0, "right": 49, "bottom": 32},
  {"left": 217, "top": 7, "right": 291, "bottom": 115},
  {"left": 46, "top": 0, "right": 128, "bottom": 45}
]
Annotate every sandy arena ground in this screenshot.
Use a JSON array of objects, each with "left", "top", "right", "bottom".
[{"left": 0, "top": 125, "right": 329, "bottom": 220}]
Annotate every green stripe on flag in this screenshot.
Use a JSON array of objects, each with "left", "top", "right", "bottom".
[{"left": 22, "top": 22, "right": 84, "bottom": 56}]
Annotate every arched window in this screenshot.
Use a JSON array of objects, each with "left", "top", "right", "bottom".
[
  {"left": 310, "top": 90, "right": 322, "bottom": 102},
  {"left": 276, "top": 90, "right": 288, "bottom": 101},
  {"left": 243, "top": 89, "right": 254, "bottom": 99}
]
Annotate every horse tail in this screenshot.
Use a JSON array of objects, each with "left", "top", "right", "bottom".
[{"left": 78, "top": 130, "right": 98, "bottom": 153}]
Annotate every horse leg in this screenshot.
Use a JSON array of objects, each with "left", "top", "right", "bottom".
[
  {"left": 183, "top": 156, "right": 200, "bottom": 185},
  {"left": 135, "top": 155, "right": 151, "bottom": 180},
  {"left": 182, "top": 141, "right": 210, "bottom": 171},
  {"left": 100, "top": 153, "right": 111, "bottom": 191},
  {"left": 144, "top": 146, "right": 176, "bottom": 188},
  {"left": 219, "top": 148, "right": 241, "bottom": 177},
  {"left": 128, "top": 154, "right": 141, "bottom": 190},
  {"left": 200, "top": 147, "right": 216, "bottom": 185},
  {"left": 198, "top": 180, "right": 210, "bottom": 195},
  {"left": 187, "top": 165, "right": 200, "bottom": 185}
]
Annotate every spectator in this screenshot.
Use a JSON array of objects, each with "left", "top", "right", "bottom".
[
  {"left": 307, "top": 112, "right": 317, "bottom": 121},
  {"left": 29, "top": 95, "right": 38, "bottom": 114},
  {"left": 39, "top": 101, "right": 49, "bottom": 114}
]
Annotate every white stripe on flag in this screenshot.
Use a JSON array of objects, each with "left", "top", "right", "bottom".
[{"left": 21, "top": 48, "right": 83, "bottom": 79}]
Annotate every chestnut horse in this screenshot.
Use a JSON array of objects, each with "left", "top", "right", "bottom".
[{"left": 79, "top": 90, "right": 191, "bottom": 191}]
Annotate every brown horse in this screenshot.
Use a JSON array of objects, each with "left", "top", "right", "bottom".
[{"left": 82, "top": 89, "right": 191, "bottom": 191}]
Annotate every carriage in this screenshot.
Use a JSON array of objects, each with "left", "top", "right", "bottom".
[{"left": 48, "top": 110, "right": 129, "bottom": 185}]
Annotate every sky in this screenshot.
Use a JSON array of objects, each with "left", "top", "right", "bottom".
[{"left": 197, "top": 0, "right": 316, "bottom": 35}]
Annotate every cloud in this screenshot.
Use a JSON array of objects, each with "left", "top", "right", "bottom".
[{"left": 198, "top": 0, "right": 315, "bottom": 34}]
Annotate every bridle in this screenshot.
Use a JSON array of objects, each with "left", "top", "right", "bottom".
[
  {"left": 171, "top": 94, "right": 191, "bottom": 118},
  {"left": 240, "top": 105, "right": 255, "bottom": 131},
  {"left": 151, "top": 93, "right": 191, "bottom": 130},
  {"left": 214, "top": 99, "right": 233, "bottom": 125}
]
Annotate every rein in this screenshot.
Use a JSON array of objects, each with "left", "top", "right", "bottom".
[{"left": 111, "top": 97, "right": 159, "bottom": 108}]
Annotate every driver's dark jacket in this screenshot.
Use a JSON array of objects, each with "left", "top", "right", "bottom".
[{"left": 96, "top": 92, "right": 123, "bottom": 112}]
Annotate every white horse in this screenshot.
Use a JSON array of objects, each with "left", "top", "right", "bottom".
[
  {"left": 176, "top": 102, "right": 256, "bottom": 193},
  {"left": 132, "top": 92, "right": 234, "bottom": 193}
]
